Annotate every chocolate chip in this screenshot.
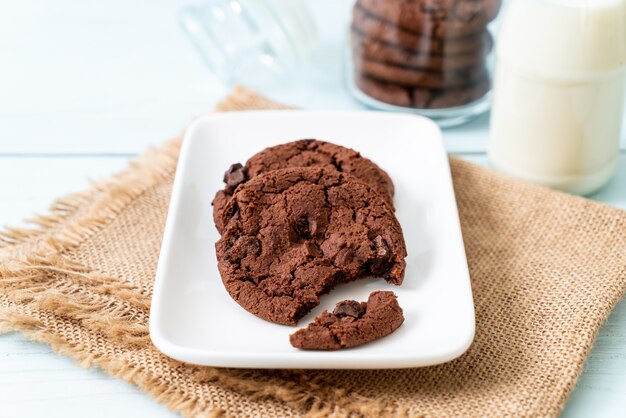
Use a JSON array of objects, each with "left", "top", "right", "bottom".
[
  {"left": 332, "top": 270, "right": 348, "bottom": 284},
  {"left": 223, "top": 163, "right": 247, "bottom": 194},
  {"left": 293, "top": 216, "right": 311, "bottom": 239},
  {"left": 371, "top": 235, "right": 392, "bottom": 275},
  {"left": 333, "top": 300, "right": 365, "bottom": 318}
]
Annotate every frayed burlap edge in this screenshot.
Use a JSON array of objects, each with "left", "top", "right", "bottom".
[
  {"left": 0, "top": 305, "right": 396, "bottom": 418},
  {"left": 0, "top": 87, "right": 402, "bottom": 418},
  {"left": 0, "top": 270, "right": 395, "bottom": 418}
]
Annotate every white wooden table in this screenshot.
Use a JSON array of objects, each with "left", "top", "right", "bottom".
[{"left": 1, "top": 1, "right": 625, "bottom": 417}]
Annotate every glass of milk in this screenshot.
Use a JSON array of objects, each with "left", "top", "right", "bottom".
[{"left": 489, "top": 0, "right": 626, "bottom": 195}]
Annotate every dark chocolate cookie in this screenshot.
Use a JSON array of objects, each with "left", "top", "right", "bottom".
[
  {"left": 355, "top": 55, "right": 487, "bottom": 88},
  {"left": 357, "top": 0, "right": 501, "bottom": 38},
  {"left": 352, "top": 5, "right": 493, "bottom": 55},
  {"left": 413, "top": 77, "right": 490, "bottom": 108},
  {"left": 215, "top": 167, "right": 407, "bottom": 325},
  {"left": 355, "top": 75, "right": 412, "bottom": 107},
  {"left": 290, "top": 291, "right": 404, "bottom": 350},
  {"left": 355, "top": 74, "right": 489, "bottom": 109},
  {"left": 351, "top": 29, "right": 488, "bottom": 71},
  {"left": 212, "top": 139, "right": 395, "bottom": 233}
]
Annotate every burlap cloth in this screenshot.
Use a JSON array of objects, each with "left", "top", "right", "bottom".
[{"left": 1, "top": 87, "right": 626, "bottom": 418}]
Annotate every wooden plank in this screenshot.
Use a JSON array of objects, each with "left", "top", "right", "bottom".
[
  {"left": 0, "top": 0, "right": 227, "bottom": 154},
  {"left": 0, "top": 156, "right": 131, "bottom": 227},
  {"left": 0, "top": 333, "right": 176, "bottom": 418}
]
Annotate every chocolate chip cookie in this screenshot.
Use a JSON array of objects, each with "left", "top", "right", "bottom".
[
  {"left": 413, "top": 77, "right": 490, "bottom": 108},
  {"left": 355, "top": 75, "right": 413, "bottom": 107},
  {"left": 212, "top": 139, "right": 395, "bottom": 233},
  {"left": 215, "top": 167, "right": 407, "bottom": 325},
  {"left": 352, "top": 5, "right": 493, "bottom": 55},
  {"left": 355, "top": 55, "right": 487, "bottom": 88},
  {"left": 290, "top": 291, "right": 404, "bottom": 350},
  {"left": 351, "top": 30, "right": 489, "bottom": 71},
  {"left": 357, "top": 0, "right": 501, "bottom": 38},
  {"left": 356, "top": 73, "right": 489, "bottom": 109}
]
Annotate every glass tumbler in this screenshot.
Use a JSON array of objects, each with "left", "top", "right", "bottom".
[
  {"left": 489, "top": 0, "right": 626, "bottom": 195},
  {"left": 346, "top": 0, "right": 503, "bottom": 127}
]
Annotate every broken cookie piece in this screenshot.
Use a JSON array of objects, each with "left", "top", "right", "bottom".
[{"left": 290, "top": 291, "right": 404, "bottom": 350}]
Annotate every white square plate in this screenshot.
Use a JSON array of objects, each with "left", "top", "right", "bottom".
[{"left": 150, "top": 111, "right": 474, "bottom": 369}]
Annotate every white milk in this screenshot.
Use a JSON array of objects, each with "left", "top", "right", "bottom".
[{"left": 489, "top": 0, "right": 626, "bottom": 195}]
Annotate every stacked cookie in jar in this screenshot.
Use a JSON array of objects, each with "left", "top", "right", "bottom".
[{"left": 349, "top": 0, "right": 501, "bottom": 126}]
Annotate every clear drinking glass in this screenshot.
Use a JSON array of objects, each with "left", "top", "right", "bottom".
[
  {"left": 489, "top": 0, "right": 626, "bottom": 195},
  {"left": 345, "top": 0, "right": 503, "bottom": 127}
]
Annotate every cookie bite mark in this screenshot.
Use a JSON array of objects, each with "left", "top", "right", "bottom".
[
  {"left": 215, "top": 167, "right": 406, "bottom": 325},
  {"left": 290, "top": 291, "right": 404, "bottom": 350}
]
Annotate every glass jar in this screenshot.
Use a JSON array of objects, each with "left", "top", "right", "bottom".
[
  {"left": 346, "top": 0, "right": 503, "bottom": 127},
  {"left": 180, "top": 0, "right": 318, "bottom": 90}
]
